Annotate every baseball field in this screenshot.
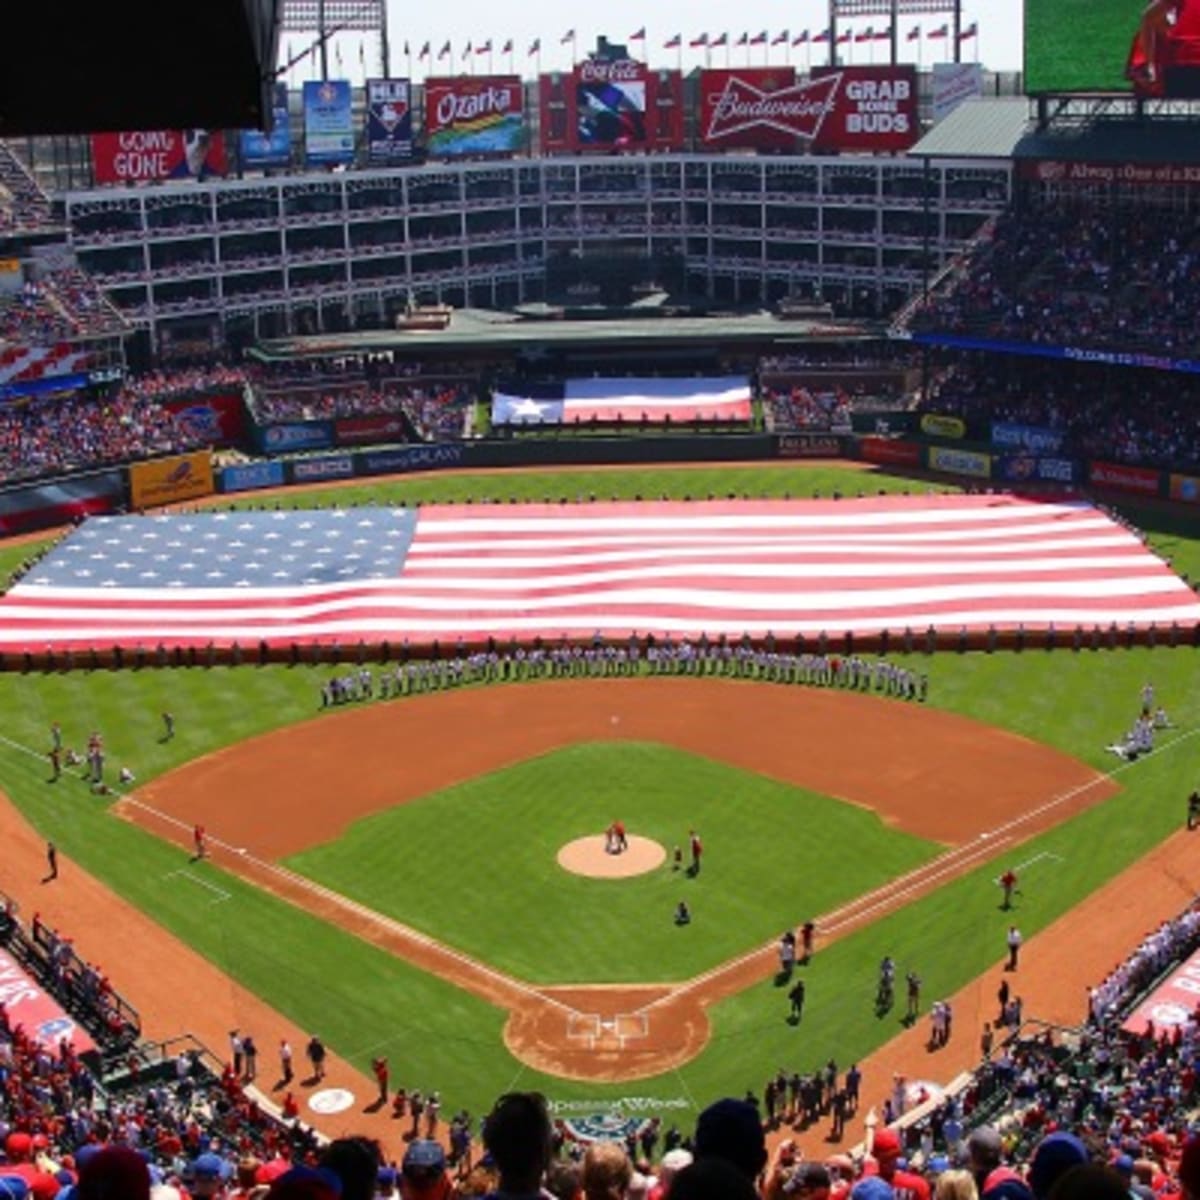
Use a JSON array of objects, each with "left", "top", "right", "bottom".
[{"left": 1, "top": 460, "right": 1199, "bottom": 1132}]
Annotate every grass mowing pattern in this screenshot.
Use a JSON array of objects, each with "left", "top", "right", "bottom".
[
  {"left": 1025, "top": 0, "right": 1137, "bottom": 93},
  {"left": 285, "top": 743, "right": 939, "bottom": 985},
  {"left": 0, "top": 463, "right": 1198, "bottom": 1113}
]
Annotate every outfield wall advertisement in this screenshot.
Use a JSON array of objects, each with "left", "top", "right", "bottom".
[
  {"left": 129, "top": 450, "right": 215, "bottom": 509},
  {"left": 928, "top": 445, "right": 991, "bottom": 478},
  {"left": 424, "top": 76, "right": 524, "bottom": 157},
  {"left": 92, "top": 130, "right": 227, "bottom": 184},
  {"left": 1025, "top": 0, "right": 1200, "bottom": 97},
  {"left": 303, "top": 79, "right": 355, "bottom": 165}
]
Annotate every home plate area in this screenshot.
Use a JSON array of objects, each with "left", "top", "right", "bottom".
[{"left": 567, "top": 1011, "right": 650, "bottom": 1051}]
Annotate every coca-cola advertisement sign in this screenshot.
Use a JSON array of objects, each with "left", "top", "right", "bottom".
[
  {"left": 540, "top": 62, "right": 683, "bottom": 154},
  {"left": 424, "top": 76, "right": 524, "bottom": 157},
  {"left": 810, "top": 66, "right": 919, "bottom": 152},
  {"left": 699, "top": 67, "right": 916, "bottom": 152}
]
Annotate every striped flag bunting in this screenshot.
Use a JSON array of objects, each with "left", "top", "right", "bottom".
[{"left": 0, "top": 496, "right": 1196, "bottom": 650}]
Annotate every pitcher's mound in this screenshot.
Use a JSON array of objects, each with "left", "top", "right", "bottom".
[{"left": 558, "top": 835, "right": 667, "bottom": 878}]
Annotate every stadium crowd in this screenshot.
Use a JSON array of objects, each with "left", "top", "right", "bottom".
[
  {"left": 910, "top": 203, "right": 1200, "bottom": 357},
  {"left": 919, "top": 356, "right": 1200, "bottom": 472},
  {"left": 250, "top": 380, "right": 473, "bottom": 441},
  {"left": 0, "top": 269, "right": 125, "bottom": 347},
  {"left": 0, "top": 390, "right": 204, "bottom": 483}
]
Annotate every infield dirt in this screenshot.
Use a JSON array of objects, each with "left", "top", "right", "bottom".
[{"left": 119, "top": 678, "right": 1115, "bottom": 1082}]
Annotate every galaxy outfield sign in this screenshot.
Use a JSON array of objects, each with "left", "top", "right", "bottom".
[{"left": 699, "top": 66, "right": 918, "bottom": 152}]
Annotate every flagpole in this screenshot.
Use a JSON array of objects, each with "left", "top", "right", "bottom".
[
  {"left": 405, "top": 43, "right": 412, "bottom": 80},
  {"left": 725, "top": 38, "right": 731, "bottom": 67}
]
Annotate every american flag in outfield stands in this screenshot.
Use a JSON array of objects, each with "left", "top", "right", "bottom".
[{"left": 0, "top": 496, "right": 1197, "bottom": 649}]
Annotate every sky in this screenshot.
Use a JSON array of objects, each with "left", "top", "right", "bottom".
[{"left": 280, "top": 0, "right": 1023, "bottom": 85}]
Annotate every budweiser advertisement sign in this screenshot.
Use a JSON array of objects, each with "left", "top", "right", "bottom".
[
  {"left": 700, "top": 66, "right": 918, "bottom": 152},
  {"left": 539, "top": 59, "right": 683, "bottom": 154},
  {"left": 424, "top": 76, "right": 524, "bottom": 157}
]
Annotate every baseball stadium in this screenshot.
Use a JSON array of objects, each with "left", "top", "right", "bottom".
[{"left": 3, "top": 1, "right": 1200, "bottom": 1198}]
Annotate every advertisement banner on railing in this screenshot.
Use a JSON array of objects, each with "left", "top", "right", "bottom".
[
  {"left": 257, "top": 422, "right": 335, "bottom": 454},
  {"left": 909, "top": 332, "right": 1200, "bottom": 377},
  {"left": 777, "top": 433, "right": 843, "bottom": 459},
  {"left": 1170, "top": 474, "right": 1200, "bottom": 504},
  {"left": 219, "top": 460, "right": 287, "bottom": 494},
  {"left": 928, "top": 445, "right": 991, "bottom": 478},
  {"left": 919, "top": 413, "right": 966, "bottom": 440},
  {"left": 424, "top": 75, "right": 524, "bottom": 157},
  {"left": 1123, "top": 946, "right": 1200, "bottom": 1037},
  {"left": 994, "top": 455, "right": 1079, "bottom": 485},
  {"left": 160, "top": 393, "right": 246, "bottom": 448},
  {"left": 289, "top": 454, "right": 356, "bottom": 483},
  {"left": 358, "top": 444, "right": 466, "bottom": 475},
  {"left": 335, "top": 413, "right": 409, "bottom": 446},
  {"left": 366, "top": 78, "right": 413, "bottom": 162},
  {"left": 240, "top": 82, "right": 292, "bottom": 168},
  {"left": 1088, "top": 460, "right": 1162, "bottom": 496},
  {"left": 0, "top": 947, "right": 96, "bottom": 1057},
  {"left": 991, "top": 422, "right": 1066, "bottom": 454},
  {"left": 129, "top": 450, "right": 215, "bottom": 509},
  {"left": 91, "top": 130, "right": 227, "bottom": 184},
  {"left": 303, "top": 79, "right": 355, "bottom": 165},
  {"left": 859, "top": 436, "right": 922, "bottom": 467}
]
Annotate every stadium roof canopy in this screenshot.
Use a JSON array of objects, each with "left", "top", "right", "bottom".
[
  {"left": 912, "top": 96, "right": 1200, "bottom": 165},
  {"left": 251, "top": 309, "right": 882, "bottom": 362}
]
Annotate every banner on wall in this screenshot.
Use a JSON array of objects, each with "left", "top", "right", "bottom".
[
  {"left": 991, "top": 422, "right": 1066, "bottom": 454},
  {"left": 240, "top": 83, "right": 292, "bottom": 168},
  {"left": 0, "top": 948, "right": 96, "bottom": 1057},
  {"left": 932, "top": 62, "right": 985, "bottom": 123},
  {"left": 366, "top": 78, "right": 413, "bottom": 162},
  {"left": 919, "top": 413, "right": 966, "bottom": 440},
  {"left": 810, "top": 66, "right": 919, "bottom": 152},
  {"left": 219, "top": 460, "right": 287, "bottom": 493},
  {"left": 289, "top": 454, "right": 356, "bottom": 482},
  {"left": 129, "top": 450, "right": 215, "bottom": 508},
  {"left": 424, "top": 76, "right": 524, "bottom": 157},
  {"left": 1170, "top": 474, "right": 1200, "bottom": 504},
  {"left": 1088, "top": 460, "right": 1162, "bottom": 496},
  {"left": 994, "top": 455, "right": 1078, "bottom": 484},
  {"left": 859, "top": 436, "right": 922, "bottom": 467},
  {"left": 335, "top": 414, "right": 408, "bottom": 445},
  {"left": 159, "top": 393, "right": 246, "bottom": 448},
  {"left": 928, "top": 445, "right": 991, "bottom": 478},
  {"left": 91, "top": 130, "right": 227, "bottom": 184},
  {"left": 303, "top": 79, "right": 354, "bottom": 165},
  {"left": 257, "top": 422, "right": 335, "bottom": 454}
]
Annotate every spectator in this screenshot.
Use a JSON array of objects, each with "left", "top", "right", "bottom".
[{"left": 481, "top": 1092, "right": 555, "bottom": 1200}]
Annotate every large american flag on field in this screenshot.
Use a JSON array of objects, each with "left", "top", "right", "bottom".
[{"left": 0, "top": 495, "right": 1197, "bottom": 648}]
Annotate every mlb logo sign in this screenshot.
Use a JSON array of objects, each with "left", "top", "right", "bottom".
[{"left": 367, "top": 78, "right": 414, "bottom": 161}]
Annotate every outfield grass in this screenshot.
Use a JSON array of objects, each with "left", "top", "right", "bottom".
[
  {"left": 286, "top": 743, "right": 939, "bottom": 984},
  {"left": 1025, "top": 0, "right": 1137, "bottom": 93},
  {"left": 0, "top": 461, "right": 1199, "bottom": 1117}
]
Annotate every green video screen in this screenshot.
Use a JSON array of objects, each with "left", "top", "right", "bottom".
[{"left": 1025, "top": 0, "right": 1135, "bottom": 92}]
